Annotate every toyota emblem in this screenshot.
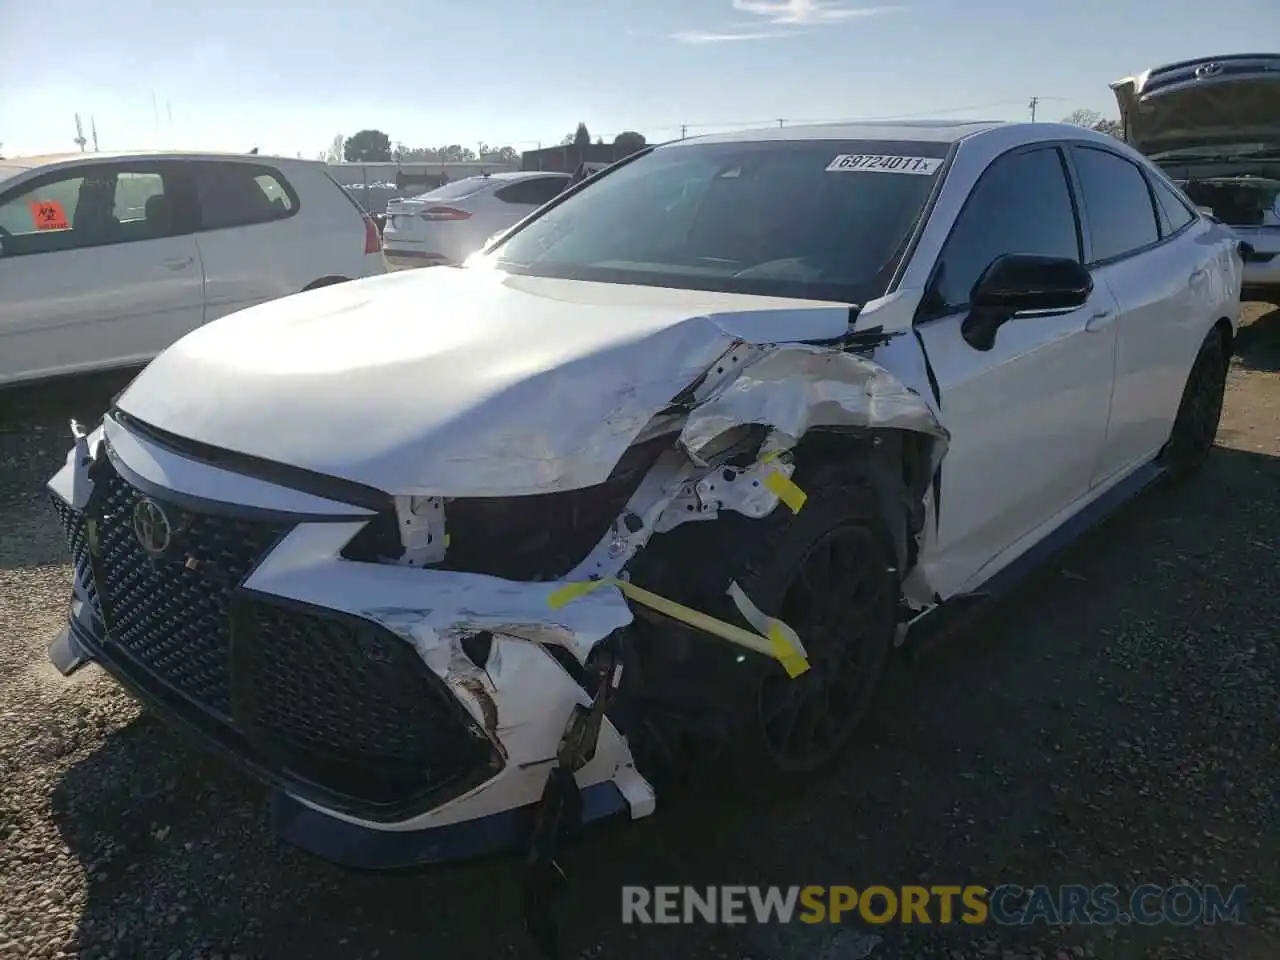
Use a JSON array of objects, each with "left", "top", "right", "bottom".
[
  {"left": 132, "top": 497, "right": 173, "bottom": 556},
  {"left": 1195, "top": 62, "right": 1224, "bottom": 79}
]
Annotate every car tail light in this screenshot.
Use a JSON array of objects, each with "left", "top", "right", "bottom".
[
  {"left": 419, "top": 206, "right": 472, "bottom": 221},
  {"left": 363, "top": 215, "right": 381, "bottom": 255}
]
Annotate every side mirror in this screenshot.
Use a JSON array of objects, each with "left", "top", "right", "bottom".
[
  {"left": 970, "top": 254, "right": 1093, "bottom": 313},
  {"left": 963, "top": 254, "right": 1092, "bottom": 351}
]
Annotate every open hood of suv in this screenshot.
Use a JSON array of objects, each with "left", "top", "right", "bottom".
[
  {"left": 114, "top": 266, "right": 855, "bottom": 497},
  {"left": 1112, "top": 54, "right": 1280, "bottom": 157}
]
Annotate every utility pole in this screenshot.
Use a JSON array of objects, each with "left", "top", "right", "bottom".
[
  {"left": 777, "top": 118, "right": 785, "bottom": 128},
  {"left": 680, "top": 124, "right": 687, "bottom": 140},
  {"left": 1028, "top": 96, "right": 1039, "bottom": 122},
  {"left": 91, "top": 116, "right": 99, "bottom": 152}
]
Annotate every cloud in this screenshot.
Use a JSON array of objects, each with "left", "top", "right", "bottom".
[
  {"left": 732, "top": 0, "right": 902, "bottom": 24},
  {"left": 671, "top": 27, "right": 805, "bottom": 43},
  {"left": 671, "top": 1, "right": 901, "bottom": 45}
]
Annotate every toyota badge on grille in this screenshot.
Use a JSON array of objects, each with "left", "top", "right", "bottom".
[{"left": 132, "top": 498, "right": 174, "bottom": 556}]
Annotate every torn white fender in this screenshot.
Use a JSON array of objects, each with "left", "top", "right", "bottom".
[{"left": 678, "top": 342, "right": 950, "bottom": 470}]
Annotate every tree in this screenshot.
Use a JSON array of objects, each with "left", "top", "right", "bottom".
[
  {"left": 344, "top": 129, "right": 393, "bottom": 162},
  {"left": 560, "top": 133, "right": 575, "bottom": 146},
  {"left": 1061, "top": 109, "right": 1122, "bottom": 139},
  {"left": 438, "top": 144, "right": 477, "bottom": 162},
  {"left": 322, "top": 134, "right": 345, "bottom": 164},
  {"left": 573, "top": 123, "right": 591, "bottom": 149},
  {"left": 1093, "top": 118, "right": 1123, "bottom": 138},
  {"left": 492, "top": 146, "right": 519, "bottom": 163},
  {"left": 613, "top": 131, "right": 647, "bottom": 156}
]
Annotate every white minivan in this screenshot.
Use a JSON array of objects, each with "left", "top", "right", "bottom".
[{"left": 0, "top": 151, "right": 387, "bottom": 386}]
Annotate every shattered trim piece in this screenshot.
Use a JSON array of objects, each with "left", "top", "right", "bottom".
[{"left": 548, "top": 576, "right": 810, "bottom": 677}]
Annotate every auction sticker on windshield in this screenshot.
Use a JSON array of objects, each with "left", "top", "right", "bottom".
[{"left": 826, "top": 155, "right": 942, "bottom": 175}]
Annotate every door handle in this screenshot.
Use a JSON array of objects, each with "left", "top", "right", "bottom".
[
  {"left": 162, "top": 256, "right": 194, "bottom": 270},
  {"left": 1189, "top": 267, "right": 1208, "bottom": 287},
  {"left": 1085, "top": 309, "right": 1116, "bottom": 332}
]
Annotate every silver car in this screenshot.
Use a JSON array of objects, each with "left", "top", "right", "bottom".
[{"left": 1113, "top": 53, "right": 1280, "bottom": 303}]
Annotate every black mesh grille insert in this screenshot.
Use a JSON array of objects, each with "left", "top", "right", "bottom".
[
  {"left": 236, "top": 599, "right": 495, "bottom": 805},
  {"left": 65, "top": 452, "right": 498, "bottom": 815},
  {"left": 50, "top": 495, "right": 89, "bottom": 568},
  {"left": 92, "top": 464, "right": 289, "bottom": 719},
  {"left": 50, "top": 495, "right": 100, "bottom": 616}
]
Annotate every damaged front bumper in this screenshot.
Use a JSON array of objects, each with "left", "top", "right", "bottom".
[
  {"left": 46, "top": 419, "right": 655, "bottom": 869},
  {"left": 44, "top": 312, "right": 951, "bottom": 873}
]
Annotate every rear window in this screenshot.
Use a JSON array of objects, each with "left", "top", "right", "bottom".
[
  {"left": 413, "top": 177, "right": 494, "bottom": 202},
  {"left": 494, "top": 176, "right": 570, "bottom": 206},
  {"left": 488, "top": 139, "right": 949, "bottom": 303}
]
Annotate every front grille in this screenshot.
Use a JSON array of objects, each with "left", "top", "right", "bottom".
[
  {"left": 78, "top": 455, "right": 498, "bottom": 815},
  {"left": 92, "top": 464, "right": 288, "bottom": 718},
  {"left": 235, "top": 599, "right": 495, "bottom": 806},
  {"left": 50, "top": 495, "right": 99, "bottom": 616},
  {"left": 50, "top": 495, "right": 90, "bottom": 568}
]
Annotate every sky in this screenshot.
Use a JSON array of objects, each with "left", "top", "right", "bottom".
[{"left": 0, "top": 0, "right": 1276, "bottom": 158}]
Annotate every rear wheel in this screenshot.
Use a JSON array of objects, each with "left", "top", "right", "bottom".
[{"left": 1163, "top": 329, "right": 1228, "bottom": 479}]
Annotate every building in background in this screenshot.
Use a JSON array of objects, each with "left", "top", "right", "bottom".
[{"left": 520, "top": 143, "right": 625, "bottom": 173}]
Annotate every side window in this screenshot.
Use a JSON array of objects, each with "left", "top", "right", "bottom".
[
  {"left": 524, "top": 177, "right": 569, "bottom": 206},
  {"left": 495, "top": 178, "right": 566, "bottom": 206},
  {"left": 1071, "top": 147, "right": 1160, "bottom": 261},
  {"left": 113, "top": 172, "right": 165, "bottom": 222},
  {"left": 0, "top": 166, "right": 177, "bottom": 258},
  {"left": 1150, "top": 175, "right": 1195, "bottom": 236},
  {"left": 928, "top": 147, "right": 1080, "bottom": 313},
  {"left": 194, "top": 162, "right": 297, "bottom": 231},
  {"left": 0, "top": 175, "right": 87, "bottom": 250}
]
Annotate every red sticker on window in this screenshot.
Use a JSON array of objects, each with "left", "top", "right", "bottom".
[{"left": 29, "top": 200, "right": 70, "bottom": 231}]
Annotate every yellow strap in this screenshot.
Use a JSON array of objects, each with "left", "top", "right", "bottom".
[
  {"left": 547, "top": 577, "right": 810, "bottom": 678},
  {"left": 764, "top": 470, "right": 808, "bottom": 514},
  {"left": 727, "top": 581, "right": 810, "bottom": 679},
  {"left": 546, "top": 578, "right": 609, "bottom": 609}
]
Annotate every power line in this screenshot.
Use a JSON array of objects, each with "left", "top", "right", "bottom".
[{"left": 653, "top": 99, "right": 1042, "bottom": 139}]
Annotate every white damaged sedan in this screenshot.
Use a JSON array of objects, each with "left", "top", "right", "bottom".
[{"left": 48, "top": 122, "right": 1242, "bottom": 888}]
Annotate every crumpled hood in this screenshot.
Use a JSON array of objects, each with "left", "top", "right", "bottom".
[
  {"left": 116, "top": 266, "right": 852, "bottom": 496},
  {"left": 1112, "top": 55, "right": 1280, "bottom": 156}
]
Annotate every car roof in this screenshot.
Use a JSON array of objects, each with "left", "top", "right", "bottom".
[
  {"left": 459, "top": 170, "right": 571, "bottom": 182},
  {"left": 667, "top": 119, "right": 1010, "bottom": 148},
  {"left": 0, "top": 150, "right": 317, "bottom": 174}
]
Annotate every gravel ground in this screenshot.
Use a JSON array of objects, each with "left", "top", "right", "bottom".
[{"left": 1, "top": 304, "right": 1277, "bottom": 960}]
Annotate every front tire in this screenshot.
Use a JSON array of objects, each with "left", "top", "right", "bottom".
[
  {"left": 1163, "top": 329, "right": 1228, "bottom": 479},
  {"left": 625, "top": 459, "right": 903, "bottom": 789}
]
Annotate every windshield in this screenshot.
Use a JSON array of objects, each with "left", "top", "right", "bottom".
[{"left": 486, "top": 139, "right": 949, "bottom": 303}]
